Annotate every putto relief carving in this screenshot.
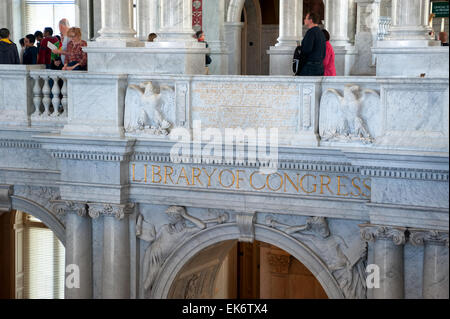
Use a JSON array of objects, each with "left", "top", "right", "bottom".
[
  {"left": 124, "top": 81, "right": 175, "bottom": 136},
  {"left": 266, "top": 216, "right": 368, "bottom": 299},
  {"left": 319, "top": 85, "right": 380, "bottom": 144},
  {"left": 136, "top": 206, "right": 229, "bottom": 296}
]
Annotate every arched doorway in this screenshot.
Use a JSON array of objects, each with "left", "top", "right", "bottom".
[
  {"left": 0, "top": 196, "right": 66, "bottom": 299},
  {"left": 166, "top": 239, "right": 328, "bottom": 299},
  {"left": 152, "top": 223, "right": 344, "bottom": 299}
]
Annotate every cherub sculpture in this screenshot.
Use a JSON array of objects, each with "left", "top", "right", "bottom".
[
  {"left": 124, "top": 81, "right": 174, "bottom": 136},
  {"left": 136, "top": 206, "right": 228, "bottom": 295},
  {"left": 320, "top": 85, "right": 379, "bottom": 143}
]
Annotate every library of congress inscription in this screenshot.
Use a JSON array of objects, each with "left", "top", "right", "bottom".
[
  {"left": 131, "top": 163, "right": 371, "bottom": 199},
  {"left": 191, "top": 82, "right": 300, "bottom": 131}
]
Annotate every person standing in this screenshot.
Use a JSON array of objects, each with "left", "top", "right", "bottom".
[
  {"left": 195, "top": 31, "right": 212, "bottom": 71},
  {"left": 0, "top": 28, "right": 20, "bottom": 64},
  {"left": 51, "top": 19, "right": 71, "bottom": 64},
  {"left": 299, "top": 12, "right": 326, "bottom": 76},
  {"left": 23, "top": 34, "right": 38, "bottom": 65},
  {"left": 37, "top": 27, "right": 59, "bottom": 67},
  {"left": 322, "top": 29, "right": 336, "bottom": 76},
  {"left": 34, "top": 31, "right": 43, "bottom": 50},
  {"left": 63, "top": 27, "right": 88, "bottom": 71},
  {"left": 19, "top": 38, "right": 25, "bottom": 64}
]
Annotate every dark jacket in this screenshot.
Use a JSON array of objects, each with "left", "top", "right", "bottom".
[
  {"left": 300, "top": 26, "right": 326, "bottom": 63},
  {"left": 23, "top": 46, "right": 38, "bottom": 65},
  {"left": 0, "top": 40, "right": 20, "bottom": 64}
]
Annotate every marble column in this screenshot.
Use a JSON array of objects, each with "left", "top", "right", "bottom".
[
  {"left": 52, "top": 201, "right": 92, "bottom": 299},
  {"left": 410, "top": 229, "right": 449, "bottom": 299},
  {"left": 387, "top": 0, "right": 434, "bottom": 43},
  {"left": 0, "top": 1, "right": 12, "bottom": 34},
  {"left": 97, "top": 0, "right": 137, "bottom": 42},
  {"left": 373, "top": 0, "right": 448, "bottom": 76},
  {"left": 203, "top": 0, "right": 229, "bottom": 75},
  {"left": 89, "top": 203, "right": 134, "bottom": 299},
  {"left": 324, "top": 0, "right": 358, "bottom": 75},
  {"left": 361, "top": 224, "right": 407, "bottom": 299},
  {"left": 224, "top": 22, "right": 244, "bottom": 75},
  {"left": 157, "top": 0, "right": 196, "bottom": 42},
  {"left": 137, "top": 0, "right": 159, "bottom": 41},
  {"left": 268, "top": 0, "right": 303, "bottom": 75},
  {"left": 325, "top": 0, "right": 351, "bottom": 47},
  {"left": 352, "top": 0, "right": 381, "bottom": 75}
]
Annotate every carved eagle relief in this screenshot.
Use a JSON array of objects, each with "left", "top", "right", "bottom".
[
  {"left": 124, "top": 81, "right": 175, "bottom": 136},
  {"left": 319, "top": 85, "right": 381, "bottom": 144}
]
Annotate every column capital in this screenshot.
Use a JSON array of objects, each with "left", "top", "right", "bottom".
[
  {"left": 359, "top": 223, "right": 407, "bottom": 245},
  {"left": 0, "top": 184, "right": 13, "bottom": 213},
  {"left": 409, "top": 229, "right": 449, "bottom": 247},
  {"left": 88, "top": 203, "right": 135, "bottom": 220},
  {"left": 51, "top": 200, "right": 88, "bottom": 217}
]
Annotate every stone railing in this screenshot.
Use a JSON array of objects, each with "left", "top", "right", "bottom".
[
  {"left": 29, "top": 70, "right": 69, "bottom": 127},
  {"left": 0, "top": 66, "right": 448, "bottom": 154},
  {"left": 377, "top": 16, "right": 392, "bottom": 41},
  {"left": 0, "top": 65, "right": 71, "bottom": 129}
]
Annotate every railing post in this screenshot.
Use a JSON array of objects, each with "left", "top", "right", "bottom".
[
  {"left": 61, "top": 78, "right": 68, "bottom": 116},
  {"left": 51, "top": 75, "right": 61, "bottom": 116},
  {"left": 41, "top": 76, "right": 52, "bottom": 116},
  {"left": 32, "top": 75, "right": 42, "bottom": 116}
]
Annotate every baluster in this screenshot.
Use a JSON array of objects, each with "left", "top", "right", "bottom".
[
  {"left": 51, "top": 75, "right": 61, "bottom": 116},
  {"left": 32, "top": 75, "right": 42, "bottom": 116},
  {"left": 61, "top": 78, "right": 68, "bottom": 116},
  {"left": 41, "top": 76, "right": 52, "bottom": 116}
]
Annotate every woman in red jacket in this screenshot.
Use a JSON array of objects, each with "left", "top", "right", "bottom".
[{"left": 322, "top": 29, "right": 336, "bottom": 77}]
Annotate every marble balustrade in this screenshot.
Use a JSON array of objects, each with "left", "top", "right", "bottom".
[{"left": 0, "top": 66, "right": 448, "bottom": 154}]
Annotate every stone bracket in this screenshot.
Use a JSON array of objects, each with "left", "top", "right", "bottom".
[
  {"left": 0, "top": 185, "right": 13, "bottom": 214},
  {"left": 236, "top": 211, "right": 257, "bottom": 243}
]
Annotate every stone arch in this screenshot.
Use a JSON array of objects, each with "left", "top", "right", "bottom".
[
  {"left": 227, "top": 0, "right": 246, "bottom": 23},
  {"left": 11, "top": 196, "right": 65, "bottom": 246},
  {"left": 152, "top": 223, "right": 345, "bottom": 299}
]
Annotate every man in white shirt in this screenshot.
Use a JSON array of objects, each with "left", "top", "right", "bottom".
[{"left": 52, "top": 18, "right": 70, "bottom": 64}]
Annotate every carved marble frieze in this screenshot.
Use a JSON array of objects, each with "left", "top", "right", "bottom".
[
  {"left": 319, "top": 85, "right": 380, "bottom": 144},
  {"left": 88, "top": 203, "right": 135, "bottom": 220},
  {"left": 124, "top": 81, "right": 176, "bottom": 137},
  {"left": 136, "top": 206, "right": 229, "bottom": 297},
  {"left": 13, "top": 185, "right": 63, "bottom": 223},
  {"left": 359, "top": 224, "right": 407, "bottom": 245},
  {"left": 266, "top": 215, "right": 368, "bottom": 299},
  {"left": 409, "top": 229, "right": 449, "bottom": 247}
]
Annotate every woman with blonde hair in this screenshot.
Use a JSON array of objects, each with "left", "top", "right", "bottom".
[{"left": 63, "top": 27, "right": 87, "bottom": 71}]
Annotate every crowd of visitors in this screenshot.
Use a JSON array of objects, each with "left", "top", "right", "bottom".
[{"left": 0, "top": 18, "right": 87, "bottom": 71}]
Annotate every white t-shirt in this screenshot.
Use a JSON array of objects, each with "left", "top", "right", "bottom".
[{"left": 61, "top": 36, "right": 69, "bottom": 64}]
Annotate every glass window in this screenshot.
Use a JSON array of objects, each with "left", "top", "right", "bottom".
[{"left": 26, "top": 0, "right": 76, "bottom": 36}]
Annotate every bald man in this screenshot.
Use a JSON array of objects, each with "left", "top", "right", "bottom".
[{"left": 51, "top": 19, "right": 71, "bottom": 64}]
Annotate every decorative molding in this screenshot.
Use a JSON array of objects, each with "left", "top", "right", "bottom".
[
  {"left": 0, "top": 139, "right": 42, "bottom": 149},
  {"left": 236, "top": 211, "right": 256, "bottom": 243},
  {"left": 0, "top": 185, "right": 13, "bottom": 213},
  {"left": 51, "top": 151, "right": 129, "bottom": 162},
  {"left": 409, "top": 229, "right": 449, "bottom": 247},
  {"left": 359, "top": 223, "right": 407, "bottom": 245},
  {"left": 50, "top": 200, "right": 88, "bottom": 218},
  {"left": 360, "top": 167, "right": 449, "bottom": 181},
  {"left": 267, "top": 253, "right": 291, "bottom": 274},
  {"left": 88, "top": 203, "right": 135, "bottom": 220}
]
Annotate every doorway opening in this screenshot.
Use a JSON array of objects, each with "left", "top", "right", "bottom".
[
  {"left": 0, "top": 210, "right": 65, "bottom": 299},
  {"left": 167, "top": 240, "right": 328, "bottom": 299}
]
